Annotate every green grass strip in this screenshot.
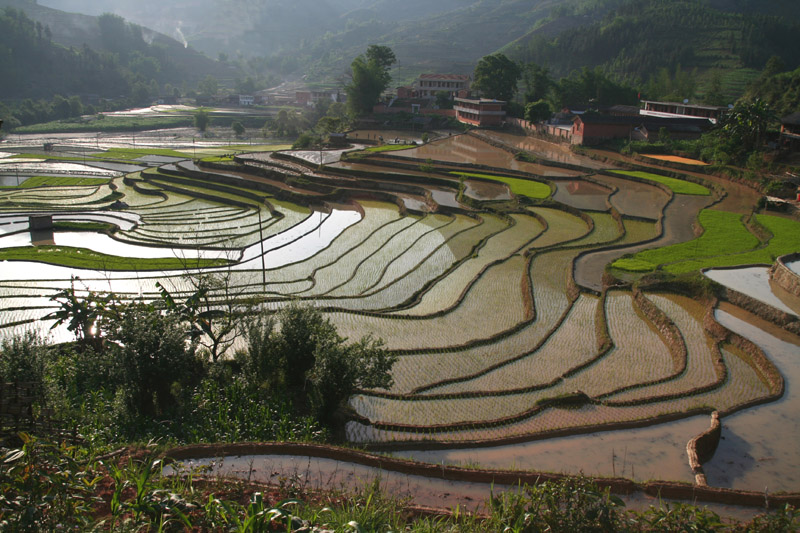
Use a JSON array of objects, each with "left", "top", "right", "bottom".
[
  {"left": 52, "top": 221, "right": 115, "bottom": 232},
  {"left": 609, "top": 170, "right": 710, "bottom": 196},
  {"left": 14, "top": 115, "right": 191, "bottom": 134},
  {"left": 0, "top": 246, "right": 229, "bottom": 271},
  {"left": 365, "top": 144, "right": 417, "bottom": 153},
  {"left": 611, "top": 210, "right": 800, "bottom": 274},
  {"left": 450, "top": 171, "right": 551, "bottom": 199},
  {"left": 97, "top": 148, "right": 193, "bottom": 160},
  {"left": 0, "top": 176, "right": 111, "bottom": 188}
]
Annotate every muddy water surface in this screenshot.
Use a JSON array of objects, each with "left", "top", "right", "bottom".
[
  {"left": 704, "top": 304, "right": 800, "bottom": 492},
  {"left": 705, "top": 267, "right": 799, "bottom": 317},
  {"left": 394, "top": 135, "right": 581, "bottom": 177},
  {"left": 477, "top": 131, "right": 610, "bottom": 170},
  {"left": 164, "top": 452, "right": 765, "bottom": 520},
  {"left": 552, "top": 180, "right": 611, "bottom": 211},
  {"left": 402, "top": 417, "right": 709, "bottom": 484}
]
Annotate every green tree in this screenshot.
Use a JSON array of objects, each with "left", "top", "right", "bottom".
[
  {"left": 232, "top": 120, "right": 245, "bottom": 137},
  {"left": 194, "top": 109, "right": 210, "bottom": 132},
  {"left": 524, "top": 63, "right": 553, "bottom": 104},
  {"left": 703, "top": 71, "right": 726, "bottom": 106},
  {"left": 472, "top": 53, "right": 522, "bottom": 102},
  {"left": 720, "top": 98, "right": 776, "bottom": 153},
  {"left": 198, "top": 75, "right": 219, "bottom": 97},
  {"left": 345, "top": 45, "right": 397, "bottom": 116},
  {"left": 525, "top": 99, "right": 552, "bottom": 123},
  {"left": 245, "top": 304, "right": 396, "bottom": 428},
  {"left": 104, "top": 302, "right": 200, "bottom": 418}
]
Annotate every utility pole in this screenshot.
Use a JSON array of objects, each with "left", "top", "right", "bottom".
[{"left": 257, "top": 207, "right": 266, "bottom": 292}]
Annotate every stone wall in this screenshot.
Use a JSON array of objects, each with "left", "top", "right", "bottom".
[{"left": 770, "top": 253, "right": 800, "bottom": 298}]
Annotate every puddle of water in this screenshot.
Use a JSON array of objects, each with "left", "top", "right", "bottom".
[
  {"left": 552, "top": 180, "right": 611, "bottom": 211},
  {"left": 165, "top": 454, "right": 497, "bottom": 512},
  {"left": 402, "top": 416, "right": 709, "bottom": 484},
  {"left": 463, "top": 179, "right": 512, "bottom": 201},
  {"left": 703, "top": 305, "right": 800, "bottom": 492},
  {"left": 163, "top": 453, "right": 767, "bottom": 521},
  {"left": 400, "top": 196, "right": 430, "bottom": 211},
  {"left": 705, "top": 267, "right": 798, "bottom": 317}
]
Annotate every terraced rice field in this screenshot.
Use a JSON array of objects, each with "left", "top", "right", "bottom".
[{"left": 0, "top": 135, "right": 790, "bottom": 453}]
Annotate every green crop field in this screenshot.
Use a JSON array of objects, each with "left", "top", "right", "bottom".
[
  {"left": 451, "top": 172, "right": 551, "bottom": 199},
  {"left": 609, "top": 170, "right": 711, "bottom": 196}
]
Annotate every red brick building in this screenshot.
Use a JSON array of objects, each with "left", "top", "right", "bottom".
[
  {"left": 572, "top": 115, "right": 712, "bottom": 145},
  {"left": 454, "top": 97, "right": 506, "bottom": 127}
]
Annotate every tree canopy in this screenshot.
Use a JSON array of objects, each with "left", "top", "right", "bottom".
[
  {"left": 345, "top": 45, "right": 396, "bottom": 116},
  {"left": 472, "top": 53, "right": 522, "bottom": 102}
]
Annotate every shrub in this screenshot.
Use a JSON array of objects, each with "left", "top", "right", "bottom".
[{"left": 103, "top": 302, "right": 202, "bottom": 418}]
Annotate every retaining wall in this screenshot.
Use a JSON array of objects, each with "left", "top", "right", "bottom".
[
  {"left": 163, "top": 442, "right": 800, "bottom": 510},
  {"left": 770, "top": 253, "right": 800, "bottom": 298}
]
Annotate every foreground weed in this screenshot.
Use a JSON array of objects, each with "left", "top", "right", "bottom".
[{"left": 0, "top": 433, "right": 101, "bottom": 531}]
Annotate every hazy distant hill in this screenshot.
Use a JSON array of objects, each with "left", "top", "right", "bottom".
[
  {"left": 39, "top": 0, "right": 343, "bottom": 59},
  {"left": 2, "top": 0, "right": 233, "bottom": 83},
  {"left": 28, "top": 0, "right": 800, "bottom": 94}
]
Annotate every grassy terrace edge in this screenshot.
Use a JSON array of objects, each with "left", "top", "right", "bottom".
[{"left": 0, "top": 245, "right": 230, "bottom": 271}]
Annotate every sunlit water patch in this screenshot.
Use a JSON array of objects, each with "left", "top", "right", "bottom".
[{"left": 705, "top": 267, "right": 799, "bottom": 317}]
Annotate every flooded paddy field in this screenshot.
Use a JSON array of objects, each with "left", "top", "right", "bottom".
[{"left": 1, "top": 128, "right": 798, "bottom": 501}]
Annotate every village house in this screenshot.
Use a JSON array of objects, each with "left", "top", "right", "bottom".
[
  {"left": 571, "top": 114, "right": 713, "bottom": 145},
  {"left": 454, "top": 97, "right": 506, "bottom": 127},
  {"left": 780, "top": 112, "right": 800, "bottom": 150},
  {"left": 397, "top": 74, "right": 471, "bottom": 101},
  {"left": 640, "top": 100, "right": 728, "bottom": 124},
  {"left": 295, "top": 89, "right": 343, "bottom": 107}
]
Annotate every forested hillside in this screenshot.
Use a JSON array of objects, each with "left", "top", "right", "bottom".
[
  {"left": 505, "top": 0, "right": 800, "bottom": 89},
  {"left": 0, "top": 8, "right": 130, "bottom": 100}
]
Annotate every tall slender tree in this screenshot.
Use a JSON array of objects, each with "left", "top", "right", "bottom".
[{"left": 345, "top": 45, "right": 396, "bottom": 116}]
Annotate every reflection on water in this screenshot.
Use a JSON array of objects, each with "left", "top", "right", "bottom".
[
  {"left": 403, "top": 416, "right": 709, "bottom": 484},
  {"left": 552, "top": 180, "right": 611, "bottom": 211},
  {"left": 705, "top": 267, "right": 799, "bottom": 317},
  {"left": 478, "top": 131, "right": 610, "bottom": 170},
  {"left": 704, "top": 306, "right": 800, "bottom": 492}
]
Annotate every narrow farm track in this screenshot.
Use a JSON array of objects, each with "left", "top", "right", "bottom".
[{"left": 0, "top": 136, "right": 791, "bottom": 454}]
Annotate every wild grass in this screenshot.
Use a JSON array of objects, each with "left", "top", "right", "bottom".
[
  {"left": 609, "top": 170, "right": 711, "bottom": 196},
  {"left": 451, "top": 171, "right": 551, "bottom": 199}
]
